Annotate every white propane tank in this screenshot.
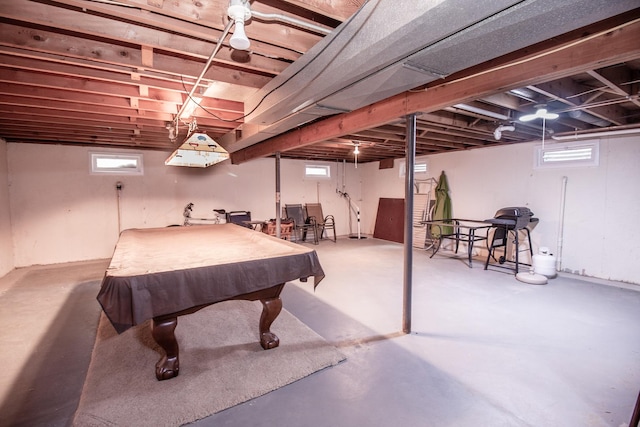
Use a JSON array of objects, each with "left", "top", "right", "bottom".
[{"left": 533, "top": 247, "right": 557, "bottom": 278}]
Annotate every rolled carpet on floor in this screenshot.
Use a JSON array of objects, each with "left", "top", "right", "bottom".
[{"left": 73, "top": 300, "right": 345, "bottom": 426}]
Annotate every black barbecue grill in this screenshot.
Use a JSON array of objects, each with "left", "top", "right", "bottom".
[{"left": 484, "top": 207, "right": 539, "bottom": 273}]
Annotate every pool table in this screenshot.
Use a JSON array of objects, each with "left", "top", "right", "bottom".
[{"left": 97, "top": 223, "right": 325, "bottom": 380}]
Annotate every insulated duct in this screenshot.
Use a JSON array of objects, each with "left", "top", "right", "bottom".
[
  {"left": 567, "top": 110, "right": 611, "bottom": 127},
  {"left": 222, "top": 0, "right": 640, "bottom": 153}
]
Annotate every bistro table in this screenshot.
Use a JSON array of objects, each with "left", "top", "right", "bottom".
[{"left": 421, "top": 218, "right": 492, "bottom": 267}]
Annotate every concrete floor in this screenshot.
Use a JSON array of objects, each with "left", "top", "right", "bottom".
[{"left": 1, "top": 237, "right": 639, "bottom": 427}]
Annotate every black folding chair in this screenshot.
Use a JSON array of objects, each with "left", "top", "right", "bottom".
[{"left": 284, "top": 204, "right": 318, "bottom": 244}]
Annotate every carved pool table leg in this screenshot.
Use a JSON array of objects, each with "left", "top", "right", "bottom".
[
  {"left": 259, "top": 297, "right": 282, "bottom": 350},
  {"left": 152, "top": 317, "right": 180, "bottom": 381}
]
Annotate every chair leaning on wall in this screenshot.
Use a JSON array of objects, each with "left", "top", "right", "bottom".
[
  {"left": 284, "top": 204, "right": 318, "bottom": 244},
  {"left": 305, "top": 203, "right": 336, "bottom": 242}
]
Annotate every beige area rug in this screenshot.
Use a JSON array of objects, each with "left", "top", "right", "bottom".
[{"left": 73, "top": 300, "right": 345, "bottom": 426}]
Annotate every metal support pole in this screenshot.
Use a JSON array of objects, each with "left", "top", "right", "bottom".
[
  {"left": 630, "top": 389, "right": 640, "bottom": 427},
  {"left": 275, "top": 152, "right": 281, "bottom": 239},
  {"left": 403, "top": 114, "right": 416, "bottom": 334}
]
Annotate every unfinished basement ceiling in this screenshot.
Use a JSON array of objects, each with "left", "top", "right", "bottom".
[{"left": 0, "top": 0, "right": 639, "bottom": 165}]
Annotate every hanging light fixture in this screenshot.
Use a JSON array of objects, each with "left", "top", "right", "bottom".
[
  {"left": 165, "top": 120, "right": 229, "bottom": 168},
  {"left": 519, "top": 107, "right": 559, "bottom": 122},
  {"left": 353, "top": 142, "right": 360, "bottom": 168},
  {"left": 519, "top": 106, "right": 559, "bottom": 148},
  {"left": 228, "top": 0, "right": 251, "bottom": 50}
]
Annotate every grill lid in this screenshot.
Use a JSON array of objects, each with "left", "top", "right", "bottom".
[
  {"left": 486, "top": 206, "right": 536, "bottom": 229},
  {"left": 493, "top": 207, "right": 533, "bottom": 219}
]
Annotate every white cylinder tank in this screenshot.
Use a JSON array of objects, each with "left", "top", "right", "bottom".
[{"left": 533, "top": 247, "right": 557, "bottom": 278}]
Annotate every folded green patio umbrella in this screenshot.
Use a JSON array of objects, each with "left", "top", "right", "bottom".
[{"left": 431, "top": 171, "right": 452, "bottom": 238}]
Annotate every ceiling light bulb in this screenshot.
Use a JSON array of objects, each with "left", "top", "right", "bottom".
[
  {"left": 354, "top": 145, "right": 360, "bottom": 155},
  {"left": 230, "top": 20, "right": 250, "bottom": 50},
  {"left": 228, "top": 1, "right": 251, "bottom": 50}
]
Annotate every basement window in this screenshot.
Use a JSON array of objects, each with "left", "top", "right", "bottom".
[
  {"left": 305, "top": 164, "right": 331, "bottom": 179},
  {"left": 534, "top": 142, "right": 599, "bottom": 169},
  {"left": 399, "top": 161, "right": 428, "bottom": 178},
  {"left": 91, "top": 152, "right": 144, "bottom": 175}
]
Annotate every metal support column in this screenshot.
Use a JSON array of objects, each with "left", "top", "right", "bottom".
[
  {"left": 403, "top": 114, "right": 416, "bottom": 334},
  {"left": 630, "top": 389, "right": 640, "bottom": 427}
]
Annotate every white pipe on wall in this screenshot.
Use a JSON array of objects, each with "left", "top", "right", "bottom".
[{"left": 557, "top": 176, "right": 568, "bottom": 272}]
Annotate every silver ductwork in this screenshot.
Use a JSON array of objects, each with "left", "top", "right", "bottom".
[
  {"left": 568, "top": 110, "right": 611, "bottom": 127},
  {"left": 223, "top": 0, "right": 639, "bottom": 153},
  {"left": 251, "top": 10, "right": 332, "bottom": 35}
]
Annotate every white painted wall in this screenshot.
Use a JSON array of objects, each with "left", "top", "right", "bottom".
[
  {"left": 4, "top": 135, "right": 639, "bottom": 284},
  {"left": 6, "top": 143, "right": 357, "bottom": 267},
  {"left": 359, "top": 136, "right": 640, "bottom": 284},
  {"left": 0, "top": 138, "right": 13, "bottom": 277}
]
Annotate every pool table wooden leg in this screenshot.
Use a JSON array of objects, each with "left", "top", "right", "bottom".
[
  {"left": 152, "top": 316, "right": 180, "bottom": 381},
  {"left": 259, "top": 297, "right": 282, "bottom": 350}
]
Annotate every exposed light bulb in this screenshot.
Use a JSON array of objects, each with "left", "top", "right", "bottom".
[
  {"left": 230, "top": 20, "right": 250, "bottom": 50},
  {"left": 228, "top": 1, "right": 251, "bottom": 50}
]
